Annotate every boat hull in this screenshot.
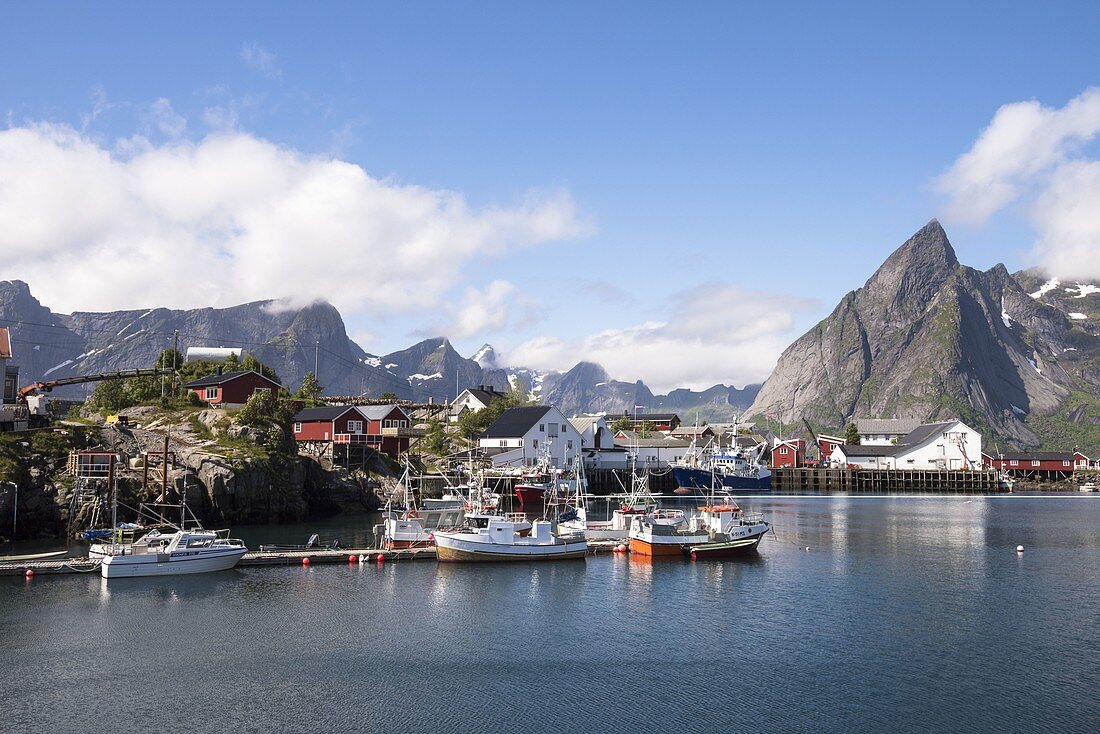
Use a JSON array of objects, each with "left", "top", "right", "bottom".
[
  {"left": 514, "top": 485, "right": 546, "bottom": 507},
  {"left": 672, "top": 467, "right": 772, "bottom": 493},
  {"left": 628, "top": 538, "right": 689, "bottom": 556},
  {"left": 687, "top": 535, "right": 763, "bottom": 558},
  {"left": 100, "top": 547, "right": 247, "bottom": 578},
  {"left": 433, "top": 531, "right": 587, "bottom": 563}
]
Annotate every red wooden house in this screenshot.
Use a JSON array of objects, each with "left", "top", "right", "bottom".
[
  {"left": 985, "top": 451, "right": 1079, "bottom": 478},
  {"left": 816, "top": 434, "right": 845, "bottom": 464},
  {"left": 292, "top": 404, "right": 414, "bottom": 456},
  {"left": 771, "top": 439, "right": 806, "bottom": 468},
  {"left": 614, "top": 412, "right": 682, "bottom": 432},
  {"left": 183, "top": 369, "right": 281, "bottom": 406}
]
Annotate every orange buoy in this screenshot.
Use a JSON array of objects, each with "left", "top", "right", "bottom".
[
  {"left": 301, "top": 557, "right": 310, "bottom": 566},
  {"left": 25, "top": 569, "right": 34, "bottom": 578}
]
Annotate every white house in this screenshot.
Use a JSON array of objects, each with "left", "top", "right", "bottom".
[
  {"left": 479, "top": 405, "right": 582, "bottom": 468},
  {"left": 449, "top": 385, "right": 508, "bottom": 423},
  {"left": 856, "top": 418, "right": 923, "bottom": 446},
  {"left": 831, "top": 420, "right": 983, "bottom": 470},
  {"left": 569, "top": 415, "right": 618, "bottom": 450}
]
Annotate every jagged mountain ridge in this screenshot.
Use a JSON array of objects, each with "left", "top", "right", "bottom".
[
  {"left": 745, "top": 221, "right": 1100, "bottom": 453},
  {"left": 0, "top": 281, "right": 757, "bottom": 415}
]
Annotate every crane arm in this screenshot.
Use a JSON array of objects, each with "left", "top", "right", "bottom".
[{"left": 18, "top": 368, "right": 176, "bottom": 399}]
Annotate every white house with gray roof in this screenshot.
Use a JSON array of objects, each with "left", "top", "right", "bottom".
[
  {"left": 832, "top": 419, "right": 982, "bottom": 470},
  {"left": 479, "top": 405, "right": 581, "bottom": 469}
]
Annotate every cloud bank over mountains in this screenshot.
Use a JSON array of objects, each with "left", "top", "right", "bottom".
[
  {"left": 0, "top": 122, "right": 587, "bottom": 320},
  {"left": 938, "top": 86, "right": 1100, "bottom": 281}
]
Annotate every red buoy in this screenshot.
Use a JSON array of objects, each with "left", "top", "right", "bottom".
[
  {"left": 301, "top": 557, "right": 310, "bottom": 566},
  {"left": 25, "top": 569, "right": 34, "bottom": 578},
  {"left": 348, "top": 554, "right": 358, "bottom": 563},
  {"left": 376, "top": 553, "right": 385, "bottom": 563},
  {"left": 690, "top": 551, "right": 698, "bottom": 559}
]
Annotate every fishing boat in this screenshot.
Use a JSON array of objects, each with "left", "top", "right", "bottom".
[
  {"left": 434, "top": 466, "right": 586, "bottom": 562},
  {"left": 559, "top": 456, "right": 672, "bottom": 540},
  {"left": 1079, "top": 481, "right": 1097, "bottom": 493},
  {"left": 377, "top": 458, "right": 464, "bottom": 549},
  {"left": 100, "top": 529, "right": 248, "bottom": 578},
  {"left": 671, "top": 435, "right": 772, "bottom": 493},
  {"left": 433, "top": 517, "right": 587, "bottom": 562},
  {"left": 684, "top": 503, "right": 771, "bottom": 559}
]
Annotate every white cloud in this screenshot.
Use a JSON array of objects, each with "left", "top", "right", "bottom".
[
  {"left": 240, "top": 42, "right": 280, "bottom": 79},
  {"left": 937, "top": 87, "right": 1100, "bottom": 280},
  {"left": 0, "top": 122, "right": 589, "bottom": 316},
  {"left": 148, "top": 98, "right": 186, "bottom": 138},
  {"left": 506, "top": 285, "right": 814, "bottom": 392},
  {"left": 439, "top": 280, "right": 537, "bottom": 339}
]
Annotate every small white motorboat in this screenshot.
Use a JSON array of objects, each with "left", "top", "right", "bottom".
[{"left": 99, "top": 529, "right": 248, "bottom": 578}]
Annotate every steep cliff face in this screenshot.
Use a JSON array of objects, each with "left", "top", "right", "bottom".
[{"left": 746, "top": 221, "right": 1100, "bottom": 451}]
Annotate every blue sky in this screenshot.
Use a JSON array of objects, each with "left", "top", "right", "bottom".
[{"left": 2, "top": 2, "right": 1099, "bottom": 390}]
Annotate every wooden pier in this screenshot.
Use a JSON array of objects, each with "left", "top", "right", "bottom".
[
  {"left": 772, "top": 468, "right": 1003, "bottom": 493},
  {"left": 0, "top": 541, "right": 626, "bottom": 577}
]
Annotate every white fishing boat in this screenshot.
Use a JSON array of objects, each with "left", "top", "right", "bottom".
[
  {"left": 1079, "top": 481, "right": 1097, "bottom": 493},
  {"left": 433, "top": 518, "right": 586, "bottom": 562},
  {"left": 378, "top": 458, "right": 464, "bottom": 549},
  {"left": 434, "top": 466, "right": 586, "bottom": 562},
  {"left": 99, "top": 529, "right": 248, "bottom": 578},
  {"left": 559, "top": 458, "right": 672, "bottom": 540},
  {"left": 629, "top": 501, "right": 770, "bottom": 558}
]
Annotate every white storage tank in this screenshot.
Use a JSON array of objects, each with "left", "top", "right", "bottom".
[{"left": 186, "top": 347, "right": 243, "bottom": 363}]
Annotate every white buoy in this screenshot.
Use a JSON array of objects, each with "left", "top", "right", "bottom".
[
  {"left": 1016, "top": 545, "right": 1024, "bottom": 553},
  {"left": 805, "top": 546, "right": 811, "bottom": 552}
]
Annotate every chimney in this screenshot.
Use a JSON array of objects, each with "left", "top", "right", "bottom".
[{"left": 216, "top": 366, "right": 222, "bottom": 376}]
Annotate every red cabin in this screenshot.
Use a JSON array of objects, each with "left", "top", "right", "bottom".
[
  {"left": 986, "top": 451, "right": 1076, "bottom": 478},
  {"left": 292, "top": 404, "right": 413, "bottom": 456},
  {"left": 817, "top": 434, "right": 845, "bottom": 464},
  {"left": 771, "top": 439, "right": 806, "bottom": 468},
  {"left": 183, "top": 369, "right": 281, "bottom": 407}
]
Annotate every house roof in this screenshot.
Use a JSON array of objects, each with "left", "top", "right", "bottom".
[
  {"left": 622, "top": 412, "right": 680, "bottom": 423},
  {"left": 856, "top": 418, "right": 923, "bottom": 435},
  {"left": 358, "top": 404, "right": 408, "bottom": 420},
  {"left": 482, "top": 406, "right": 553, "bottom": 438},
  {"left": 292, "top": 405, "right": 358, "bottom": 422},
  {"left": 898, "top": 420, "right": 958, "bottom": 447},
  {"left": 0, "top": 327, "right": 10, "bottom": 359},
  {"left": 995, "top": 451, "right": 1074, "bottom": 462},
  {"left": 569, "top": 416, "right": 604, "bottom": 433},
  {"left": 735, "top": 434, "right": 767, "bottom": 448},
  {"left": 183, "top": 369, "right": 281, "bottom": 388},
  {"left": 834, "top": 444, "right": 901, "bottom": 457},
  {"left": 613, "top": 436, "right": 692, "bottom": 448},
  {"left": 670, "top": 425, "right": 714, "bottom": 436},
  {"left": 463, "top": 386, "right": 507, "bottom": 406}
]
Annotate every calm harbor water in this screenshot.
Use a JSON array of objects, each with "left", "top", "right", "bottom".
[{"left": 2, "top": 495, "right": 1099, "bottom": 733}]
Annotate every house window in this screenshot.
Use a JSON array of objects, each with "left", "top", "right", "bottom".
[
  {"left": 347, "top": 420, "right": 363, "bottom": 434},
  {"left": 254, "top": 387, "right": 269, "bottom": 394},
  {"left": 567, "top": 440, "right": 573, "bottom": 450},
  {"left": 780, "top": 447, "right": 788, "bottom": 455},
  {"left": 1010, "top": 460, "right": 1018, "bottom": 466},
  {"left": 499, "top": 440, "right": 506, "bottom": 447},
  {"left": 548, "top": 424, "right": 558, "bottom": 437},
  {"left": 539, "top": 424, "right": 545, "bottom": 432},
  {"left": 1062, "top": 460, "right": 1071, "bottom": 467},
  {"left": 1032, "top": 460, "right": 1041, "bottom": 467},
  {"left": 533, "top": 439, "right": 539, "bottom": 449},
  {"left": 293, "top": 422, "right": 302, "bottom": 434},
  {"left": 204, "top": 387, "right": 217, "bottom": 400},
  {"left": 383, "top": 419, "right": 408, "bottom": 429}
]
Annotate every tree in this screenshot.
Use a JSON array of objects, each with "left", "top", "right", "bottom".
[
  {"left": 845, "top": 422, "right": 859, "bottom": 445},
  {"left": 155, "top": 348, "right": 183, "bottom": 370},
  {"left": 421, "top": 418, "right": 449, "bottom": 456},
  {"left": 294, "top": 372, "right": 324, "bottom": 405},
  {"left": 610, "top": 417, "right": 632, "bottom": 434},
  {"left": 237, "top": 390, "right": 279, "bottom": 427},
  {"left": 638, "top": 420, "right": 657, "bottom": 438},
  {"left": 457, "top": 392, "right": 529, "bottom": 439},
  {"left": 241, "top": 354, "right": 280, "bottom": 384},
  {"left": 380, "top": 392, "right": 398, "bottom": 401},
  {"left": 90, "top": 379, "right": 131, "bottom": 412}
]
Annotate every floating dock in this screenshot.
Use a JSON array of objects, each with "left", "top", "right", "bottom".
[
  {"left": 0, "top": 541, "right": 626, "bottom": 577},
  {"left": 772, "top": 468, "right": 1004, "bottom": 492}
]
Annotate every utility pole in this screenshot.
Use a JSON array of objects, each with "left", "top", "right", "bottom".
[{"left": 314, "top": 340, "right": 319, "bottom": 378}]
